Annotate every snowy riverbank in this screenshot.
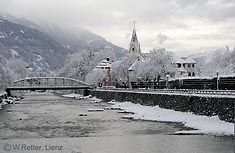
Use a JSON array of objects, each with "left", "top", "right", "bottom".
[
  {"left": 62, "top": 93, "right": 102, "bottom": 103},
  {"left": 107, "top": 101, "right": 234, "bottom": 136},
  {"left": 62, "top": 93, "right": 234, "bottom": 136},
  {"left": 0, "top": 96, "right": 22, "bottom": 109}
]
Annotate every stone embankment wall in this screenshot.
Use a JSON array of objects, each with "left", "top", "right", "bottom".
[{"left": 90, "top": 90, "right": 234, "bottom": 123}]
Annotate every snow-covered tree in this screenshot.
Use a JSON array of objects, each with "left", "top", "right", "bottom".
[
  {"left": 198, "top": 47, "right": 235, "bottom": 77},
  {"left": 0, "top": 55, "right": 9, "bottom": 90},
  {"left": 6, "top": 58, "right": 28, "bottom": 81},
  {"left": 111, "top": 48, "right": 176, "bottom": 83},
  {"left": 57, "top": 48, "right": 118, "bottom": 81},
  {"left": 57, "top": 50, "right": 94, "bottom": 81},
  {"left": 135, "top": 48, "right": 176, "bottom": 80},
  {"left": 85, "top": 69, "right": 107, "bottom": 85},
  {"left": 0, "top": 55, "right": 27, "bottom": 90},
  {"left": 111, "top": 54, "right": 137, "bottom": 82}
]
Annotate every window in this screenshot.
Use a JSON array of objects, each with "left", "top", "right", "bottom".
[
  {"left": 188, "top": 72, "right": 191, "bottom": 76},
  {"left": 188, "top": 64, "right": 191, "bottom": 68},
  {"left": 192, "top": 64, "right": 195, "bottom": 67},
  {"left": 132, "top": 48, "right": 135, "bottom": 51},
  {"left": 192, "top": 72, "right": 195, "bottom": 76},
  {"left": 183, "top": 64, "right": 185, "bottom": 67},
  {"left": 177, "top": 63, "right": 181, "bottom": 68}
]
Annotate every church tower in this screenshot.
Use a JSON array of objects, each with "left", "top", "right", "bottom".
[{"left": 129, "top": 22, "right": 141, "bottom": 55}]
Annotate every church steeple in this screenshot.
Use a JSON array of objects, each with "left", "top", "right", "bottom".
[{"left": 129, "top": 21, "right": 141, "bottom": 54}]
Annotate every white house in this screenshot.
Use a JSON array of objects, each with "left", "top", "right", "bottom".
[
  {"left": 94, "top": 57, "right": 112, "bottom": 86},
  {"left": 95, "top": 57, "right": 112, "bottom": 70},
  {"left": 174, "top": 56, "right": 197, "bottom": 77}
]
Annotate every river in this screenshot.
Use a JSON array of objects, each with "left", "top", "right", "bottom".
[{"left": 0, "top": 92, "right": 234, "bottom": 153}]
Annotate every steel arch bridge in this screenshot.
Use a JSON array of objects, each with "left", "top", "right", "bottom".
[{"left": 6, "top": 77, "right": 93, "bottom": 96}]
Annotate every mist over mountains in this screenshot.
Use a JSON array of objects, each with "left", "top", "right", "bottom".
[{"left": 0, "top": 14, "right": 126, "bottom": 75}]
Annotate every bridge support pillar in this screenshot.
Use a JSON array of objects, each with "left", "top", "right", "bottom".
[
  {"left": 5, "top": 89, "right": 11, "bottom": 97},
  {"left": 83, "top": 89, "right": 90, "bottom": 96}
]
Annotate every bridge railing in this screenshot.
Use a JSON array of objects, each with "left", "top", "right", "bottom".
[{"left": 12, "top": 77, "right": 90, "bottom": 87}]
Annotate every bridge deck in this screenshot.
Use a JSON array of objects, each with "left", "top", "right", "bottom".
[{"left": 6, "top": 86, "right": 93, "bottom": 91}]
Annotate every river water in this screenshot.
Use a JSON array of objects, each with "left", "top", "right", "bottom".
[{"left": 0, "top": 92, "right": 234, "bottom": 153}]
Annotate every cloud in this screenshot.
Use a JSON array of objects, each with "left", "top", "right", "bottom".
[
  {"left": 0, "top": 0, "right": 234, "bottom": 55},
  {"left": 156, "top": 33, "right": 169, "bottom": 45}
]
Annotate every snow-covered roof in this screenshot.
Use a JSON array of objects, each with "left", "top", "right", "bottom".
[
  {"left": 104, "top": 46, "right": 114, "bottom": 50},
  {"left": 128, "top": 59, "right": 138, "bottom": 71},
  {"left": 95, "top": 58, "right": 112, "bottom": 68},
  {"left": 173, "top": 56, "right": 196, "bottom": 64},
  {"left": 129, "top": 28, "right": 141, "bottom": 54},
  {"left": 184, "top": 57, "right": 196, "bottom": 64},
  {"left": 173, "top": 56, "right": 184, "bottom": 63}
]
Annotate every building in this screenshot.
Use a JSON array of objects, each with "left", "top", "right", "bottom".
[
  {"left": 128, "top": 23, "right": 146, "bottom": 86},
  {"left": 174, "top": 57, "right": 197, "bottom": 77},
  {"left": 95, "top": 57, "right": 112, "bottom": 86},
  {"left": 95, "top": 57, "right": 112, "bottom": 70},
  {"left": 129, "top": 23, "right": 142, "bottom": 56},
  {"left": 127, "top": 22, "right": 197, "bottom": 85}
]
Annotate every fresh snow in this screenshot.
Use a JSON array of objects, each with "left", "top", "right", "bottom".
[
  {"left": 0, "top": 92, "right": 6, "bottom": 97},
  {"left": 109, "top": 102, "right": 234, "bottom": 136},
  {"left": 62, "top": 93, "right": 83, "bottom": 99},
  {"left": 62, "top": 94, "right": 102, "bottom": 103},
  {"left": 36, "top": 55, "right": 43, "bottom": 62},
  {"left": 10, "top": 49, "right": 19, "bottom": 58},
  {"left": 0, "top": 32, "right": 6, "bottom": 38},
  {"left": 89, "top": 96, "right": 102, "bottom": 103}
]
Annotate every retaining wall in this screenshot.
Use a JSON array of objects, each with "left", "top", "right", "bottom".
[{"left": 90, "top": 90, "right": 234, "bottom": 123}]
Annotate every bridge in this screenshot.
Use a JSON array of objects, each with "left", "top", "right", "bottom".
[{"left": 5, "top": 77, "right": 93, "bottom": 96}]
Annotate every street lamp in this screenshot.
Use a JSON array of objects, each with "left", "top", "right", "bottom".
[
  {"left": 216, "top": 71, "right": 219, "bottom": 90},
  {"left": 166, "top": 74, "right": 170, "bottom": 88},
  {"left": 25, "top": 65, "right": 30, "bottom": 78}
]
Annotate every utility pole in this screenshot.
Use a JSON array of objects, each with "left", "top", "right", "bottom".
[{"left": 216, "top": 71, "right": 219, "bottom": 90}]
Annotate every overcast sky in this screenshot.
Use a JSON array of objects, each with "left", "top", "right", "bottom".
[{"left": 0, "top": 0, "right": 235, "bottom": 55}]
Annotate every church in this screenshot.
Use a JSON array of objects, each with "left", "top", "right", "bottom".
[{"left": 127, "top": 23, "right": 197, "bottom": 81}]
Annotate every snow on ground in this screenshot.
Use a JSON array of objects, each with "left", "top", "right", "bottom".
[
  {"left": 0, "top": 96, "right": 21, "bottom": 109},
  {"left": 62, "top": 94, "right": 102, "bottom": 103},
  {"left": 89, "top": 96, "right": 102, "bottom": 103},
  {"left": 10, "top": 49, "right": 19, "bottom": 58},
  {"left": 62, "top": 93, "right": 83, "bottom": 99},
  {"left": 108, "top": 101, "right": 234, "bottom": 136},
  {"left": 36, "top": 54, "right": 44, "bottom": 62},
  {"left": 0, "top": 92, "right": 6, "bottom": 96}
]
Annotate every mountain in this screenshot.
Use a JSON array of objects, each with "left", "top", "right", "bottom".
[
  {"left": 0, "top": 18, "right": 68, "bottom": 74},
  {"left": 34, "top": 23, "right": 127, "bottom": 58},
  {"left": 0, "top": 13, "right": 127, "bottom": 58},
  {"left": 188, "top": 47, "right": 235, "bottom": 76},
  {"left": 0, "top": 16, "right": 127, "bottom": 78},
  {"left": 188, "top": 47, "right": 229, "bottom": 65}
]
